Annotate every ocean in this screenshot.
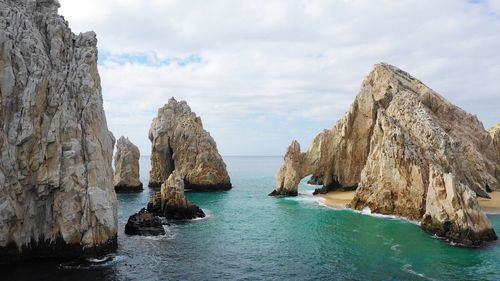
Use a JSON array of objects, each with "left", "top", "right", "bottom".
[{"left": 3, "top": 156, "right": 500, "bottom": 280}]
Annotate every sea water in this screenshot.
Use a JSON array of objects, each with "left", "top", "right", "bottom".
[{"left": 3, "top": 156, "right": 500, "bottom": 280}]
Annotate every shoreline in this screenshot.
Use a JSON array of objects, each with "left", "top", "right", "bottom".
[{"left": 319, "top": 191, "right": 500, "bottom": 213}]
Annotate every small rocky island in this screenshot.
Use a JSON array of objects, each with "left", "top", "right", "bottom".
[
  {"left": 113, "top": 136, "right": 143, "bottom": 192},
  {"left": 148, "top": 98, "right": 232, "bottom": 191},
  {"left": 0, "top": 0, "right": 117, "bottom": 261},
  {"left": 271, "top": 63, "right": 499, "bottom": 246},
  {"left": 148, "top": 171, "right": 206, "bottom": 220}
]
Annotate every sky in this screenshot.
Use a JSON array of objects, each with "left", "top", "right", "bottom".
[{"left": 58, "top": 0, "right": 500, "bottom": 156}]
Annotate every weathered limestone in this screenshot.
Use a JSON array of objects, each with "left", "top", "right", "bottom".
[
  {"left": 147, "top": 171, "right": 205, "bottom": 220},
  {"left": 272, "top": 63, "right": 499, "bottom": 245},
  {"left": 489, "top": 123, "right": 500, "bottom": 160},
  {"left": 148, "top": 98, "right": 231, "bottom": 191},
  {"left": 113, "top": 136, "right": 143, "bottom": 193},
  {"left": 0, "top": 0, "right": 117, "bottom": 261}
]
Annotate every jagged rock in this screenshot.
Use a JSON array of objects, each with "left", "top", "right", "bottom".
[
  {"left": 489, "top": 123, "right": 500, "bottom": 160},
  {"left": 0, "top": 0, "right": 117, "bottom": 262},
  {"left": 148, "top": 98, "right": 231, "bottom": 191},
  {"left": 113, "top": 136, "right": 143, "bottom": 193},
  {"left": 147, "top": 171, "right": 205, "bottom": 220},
  {"left": 125, "top": 208, "right": 166, "bottom": 236},
  {"left": 272, "top": 63, "right": 499, "bottom": 245}
]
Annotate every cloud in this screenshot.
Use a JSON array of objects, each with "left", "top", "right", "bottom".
[{"left": 59, "top": 0, "right": 500, "bottom": 156}]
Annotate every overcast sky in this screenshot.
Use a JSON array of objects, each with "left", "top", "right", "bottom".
[{"left": 59, "top": 0, "right": 500, "bottom": 156}]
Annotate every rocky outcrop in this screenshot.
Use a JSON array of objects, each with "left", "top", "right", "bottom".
[
  {"left": 147, "top": 171, "right": 205, "bottom": 220},
  {"left": 113, "top": 136, "right": 143, "bottom": 193},
  {"left": 125, "top": 209, "right": 166, "bottom": 236},
  {"left": 148, "top": 98, "right": 231, "bottom": 191},
  {"left": 0, "top": 0, "right": 117, "bottom": 262},
  {"left": 271, "top": 63, "right": 499, "bottom": 246},
  {"left": 489, "top": 123, "right": 500, "bottom": 160}
]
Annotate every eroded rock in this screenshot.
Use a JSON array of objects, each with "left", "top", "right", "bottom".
[
  {"left": 148, "top": 98, "right": 231, "bottom": 191},
  {"left": 125, "top": 209, "right": 166, "bottom": 236},
  {"left": 272, "top": 63, "right": 499, "bottom": 245},
  {"left": 147, "top": 171, "right": 205, "bottom": 220},
  {"left": 113, "top": 136, "right": 143, "bottom": 193},
  {"left": 0, "top": 0, "right": 117, "bottom": 261}
]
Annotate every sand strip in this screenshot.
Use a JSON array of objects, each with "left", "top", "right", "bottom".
[{"left": 319, "top": 191, "right": 500, "bottom": 213}]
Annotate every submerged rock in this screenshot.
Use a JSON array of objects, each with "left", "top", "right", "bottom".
[
  {"left": 147, "top": 171, "right": 205, "bottom": 220},
  {"left": 113, "top": 136, "right": 143, "bottom": 193},
  {"left": 148, "top": 98, "right": 231, "bottom": 191},
  {"left": 125, "top": 209, "right": 166, "bottom": 236},
  {"left": 0, "top": 0, "right": 117, "bottom": 261},
  {"left": 271, "top": 63, "right": 499, "bottom": 246}
]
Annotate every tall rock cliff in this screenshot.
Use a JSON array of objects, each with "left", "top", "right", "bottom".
[
  {"left": 148, "top": 98, "right": 231, "bottom": 191},
  {"left": 0, "top": 0, "right": 117, "bottom": 261},
  {"left": 271, "top": 63, "right": 499, "bottom": 246},
  {"left": 113, "top": 136, "right": 143, "bottom": 192}
]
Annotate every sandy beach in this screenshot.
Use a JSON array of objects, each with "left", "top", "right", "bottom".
[
  {"left": 319, "top": 191, "right": 500, "bottom": 213},
  {"left": 477, "top": 191, "right": 500, "bottom": 213}
]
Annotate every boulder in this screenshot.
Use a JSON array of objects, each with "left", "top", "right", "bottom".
[
  {"left": 113, "top": 136, "right": 143, "bottom": 192},
  {"left": 125, "top": 209, "right": 166, "bottom": 236},
  {"left": 0, "top": 0, "right": 117, "bottom": 261},
  {"left": 147, "top": 171, "right": 205, "bottom": 220},
  {"left": 271, "top": 63, "right": 499, "bottom": 245},
  {"left": 148, "top": 98, "right": 231, "bottom": 191}
]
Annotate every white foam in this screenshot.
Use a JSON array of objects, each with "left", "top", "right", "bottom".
[{"left": 401, "top": 264, "right": 438, "bottom": 281}]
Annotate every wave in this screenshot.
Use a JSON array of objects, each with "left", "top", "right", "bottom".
[
  {"left": 58, "top": 254, "right": 127, "bottom": 270},
  {"left": 401, "top": 264, "right": 438, "bottom": 281}
]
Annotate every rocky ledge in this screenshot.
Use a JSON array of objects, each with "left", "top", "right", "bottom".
[
  {"left": 148, "top": 98, "right": 231, "bottom": 191},
  {"left": 0, "top": 0, "right": 117, "bottom": 262},
  {"left": 271, "top": 63, "right": 499, "bottom": 246},
  {"left": 147, "top": 171, "right": 205, "bottom": 220},
  {"left": 125, "top": 209, "right": 166, "bottom": 236},
  {"left": 113, "top": 136, "right": 143, "bottom": 193}
]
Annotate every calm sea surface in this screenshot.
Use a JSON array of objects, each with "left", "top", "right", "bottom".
[{"left": 3, "top": 156, "right": 500, "bottom": 280}]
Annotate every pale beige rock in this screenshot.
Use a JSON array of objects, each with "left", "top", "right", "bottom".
[
  {"left": 113, "top": 136, "right": 143, "bottom": 192},
  {"left": 148, "top": 98, "right": 231, "bottom": 191},
  {"left": 147, "top": 171, "right": 205, "bottom": 220},
  {"left": 489, "top": 123, "right": 500, "bottom": 160},
  {"left": 0, "top": 0, "right": 117, "bottom": 261},
  {"left": 272, "top": 63, "right": 499, "bottom": 245}
]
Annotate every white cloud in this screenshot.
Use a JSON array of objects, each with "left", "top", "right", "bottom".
[{"left": 60, "top": 0, "right": 500, "bottom": 156}]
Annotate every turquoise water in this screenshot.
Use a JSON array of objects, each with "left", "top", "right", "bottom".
[{"left": 3, "top": 156, "right": 500, "bottom": 280}]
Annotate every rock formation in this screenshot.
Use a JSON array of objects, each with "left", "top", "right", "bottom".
[
  {"left": 489, "top": 123, "right": 500, "bottom": 159},
  {"left": 147, "top": 171, "right": 205, "bottom": 220},
  {"left": 271, "top": 63, "right": 499, "bottom": 246},
  {"left": 0, "top": 0, "right": 117, "bottom": 261},
  {"left": 148, "top": 98, "right": 231, "bottom": 191},
  {"left": 125, "top": 208, "right": 166, "bottom": 236},
  {"left": 113, "top": 136, "right": 143, "bottom": 192}
]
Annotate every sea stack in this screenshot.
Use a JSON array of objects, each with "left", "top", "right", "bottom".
[
  {"left": 0, "top": 0, "right": 117, "bottom": 262},
  {"left": 147, "top": 171, "right": 205, "bottom": 220},
  {"left": 148, "top": 98, "right": 231, "bottom": 191},
  {"left": 271, "top": 63, "right": 499, "bottom": 246},
  {"left": 113, "top": 136, "right": 143, "bottom": 192}
]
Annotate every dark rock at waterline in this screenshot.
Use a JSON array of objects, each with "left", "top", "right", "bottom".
[
  {"left": 307, "top": 175, "right": 324, "bottom": 185},
  {"left": 115, "top": 184, "right": 144, "bottom": 193},
  {"left": 147, "top": 193, "right": 206, "bottom": 220},
  {"left": 268, "top": 189, "right": 298, "bottom": 197},
  {"left": 125, "top": 209, "right": 166, "bottom": 236}
]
